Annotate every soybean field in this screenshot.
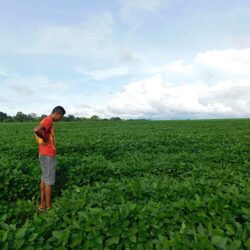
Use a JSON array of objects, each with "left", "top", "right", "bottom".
[{"left": 1, "top": 119, "right": 250, "bottom": 249}]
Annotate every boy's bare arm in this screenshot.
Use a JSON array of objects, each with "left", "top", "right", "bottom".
[{"left": 33, "top": 125, "right": 48, "bottom": 144}]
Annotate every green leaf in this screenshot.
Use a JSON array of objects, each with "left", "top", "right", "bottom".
[
  {"left": 9, "top": 224, "right": 16, "bottom": 231},
  {"left": 16, "top": 227, "right": 27, "bottom": 239},
  {"left": 0, "top": 215, "right": 7, "bottom": 222},
  {"left": 136, "top": 244, "right": 145, "bottom": 250},
  {"left": 72, "top": 219, "right": 81, "bottom": 229},
  {"left": 228, "top": 240, "right": 241, "bottom": 250},
  {"left": 225, "top": 224, "right": 234, "bottom": 236},
  {"left": 129, "top": 235, "right": 137, "bottom": 243},
  {"left": 28, "top": 233, "right": 39, "bottom": 242},
  {"left": 180, "top": 221, "right": 186, "bottom": 234},
  {"left": 15, "top": 238, "right": 24, "bottom": 250},
  {"left": 245, "top": 238, "right": 250, "bottom": 248},
  {"left": 197, "top": 224, "right": 206, "bottom": 235},
  {"left": 52, "top": 230, "right": 64, "bottom": 240},
  {"left": 195, "top": 194, "right": 201, "bottom": 202},
  {"left": 105, "top": 236, "right": 119, "bottom": 246},
  {"left": 70, "top": 233, "right": 82, "bottom": 248},
  {"left": 2, "top": 230, "right": 8, "bottom": 242},
  {"left": 118, "top": 195, "right": 125, "bottom": 204},
  {"left": 212, "top": 236, "right": 227, "bottom": 250},
  {"left": 0, "top": 222, "right": 9, "bottom": 231},
  {"left": 89, "top": 207, "right": 103, "bottom": 214},
  {"left": 96, "top": 236, "right": 103, "bottom": 245},
  {"left": 78, "top": 211, "right": 89, "bottom": 222},
  {"left": 63, "top": 215, "right": 71, "bottom": 224}
]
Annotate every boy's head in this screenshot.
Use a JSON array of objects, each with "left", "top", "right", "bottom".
[{"left": 51, "top": 106, "right": 66, "bottom": 122}]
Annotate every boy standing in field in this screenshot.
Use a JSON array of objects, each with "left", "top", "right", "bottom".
[{"left": 34, "top": 106, "right": 66, "bottom": 211}]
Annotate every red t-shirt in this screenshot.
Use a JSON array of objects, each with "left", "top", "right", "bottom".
[{"left": 35, "top": 116, "right": 56, "bottom": 156}]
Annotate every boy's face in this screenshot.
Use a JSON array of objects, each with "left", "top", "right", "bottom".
[{"left": 54, "top": 113, "right": 63, "bottom": 122}]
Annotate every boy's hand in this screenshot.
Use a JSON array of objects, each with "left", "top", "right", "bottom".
[
  {"left": 42, "top": 139, "right": 48, "bottom": 146},
  {"left": 34, "top": 125, "right": 48, "bottom": 146}
]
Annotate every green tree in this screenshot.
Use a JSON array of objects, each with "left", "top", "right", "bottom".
[
  {"left": 27, "top": 113, "right": 37, "bottom": 121},
  {"left": 64, "top": 114, "right": 76, "bottom": 122},
  {"left": 0, "top": 111, "right": 8, "bottom": 121},
  {"left": 110, "top": 117, "right": 122, "bottom": 121},
  {"left": 15, "top": 111, "right": 28, "bottom": 122},
  {"left": 90, "top": 115, "right": 100, "bottom": 121}
]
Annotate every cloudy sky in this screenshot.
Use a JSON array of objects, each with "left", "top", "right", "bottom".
[{"left": 1, "top": 0, "right": 250, "bottom": 119}]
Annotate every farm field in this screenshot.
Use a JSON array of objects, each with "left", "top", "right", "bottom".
[{"left": 1, "top": 119, "right": 250, "bottom": 249}]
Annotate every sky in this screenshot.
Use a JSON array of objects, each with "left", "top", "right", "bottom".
[{"left": 1, "top": 0, "right": 250, "bottom": 119}]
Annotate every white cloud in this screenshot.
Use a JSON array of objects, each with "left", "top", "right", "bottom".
[
  {"left": 120, "top": 0, "right": 167, "bottom": 24},
  {"left": 232, "top": 37, "right": 250, "bottom": 49},
  {"left": 1, "top": 12, "right": 115, "bottom": 58},
  {"left": 75, "top": 47, "right": 143, "bottom": 80},
  {"left": 36, "top": 13, "right": 113, "bottom": 56},
  {"left": 105, "top": 76, "right": 249, "bottom": 119},
  {"left": 100, "top": 48, "right": 250, "bottom": 119},
  {"left": 146, "top": 60, "right": 195, "bottom": 77},
  {"left": 118, "top": 48, "right": 140, "bottom": 63},
  {"left": 75, "top": 66, "right": 131, "bottom": 80},
  {"left": 0, "top": 97, "right": 9, "bottom": 103},
  {"left": 195, "top": 49, "right": 250, "bottom": 78},
  {"left": 67, "top": 77, "right": 250, "bottom": 120},
  {"left": 1, "top": 75, "right": 72, "bottom": 115},
  {"left": 5, "top": 75, "right": 68, "bottom": 95},
  {"left": 66, "top": 104, "right": 107, "bottom": 118},
  {"left": 0, "top": 68, "right": 8, "bottom": 77},
  {"left": 2, "top": 48, "right": 250, "bottom": 119},
  {"left": 51, "top": 83, "right": 69, "bottom": 91}
]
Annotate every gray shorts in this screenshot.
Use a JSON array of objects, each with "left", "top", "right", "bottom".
[{"left": 39, "top": 155, "right": 56, "bottom": 185}]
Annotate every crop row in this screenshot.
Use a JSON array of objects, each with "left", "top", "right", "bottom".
[
  {"left": 1, "top": 170, "right": 250, "bottom": 249},
  {"left": 1, "top": 120, "right": 250, "bottom": 249}
]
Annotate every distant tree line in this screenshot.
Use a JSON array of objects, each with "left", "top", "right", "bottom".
[{"left": 0, "top": 111, "right": 123, "bottom": 122}]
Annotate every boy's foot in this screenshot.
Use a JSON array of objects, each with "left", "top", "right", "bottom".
[
  {"left": 38, "top": 207, "right": 46, "bottom": 212},
  {"left": 37, "top": 205, "right": 47, "bottom": 212}
]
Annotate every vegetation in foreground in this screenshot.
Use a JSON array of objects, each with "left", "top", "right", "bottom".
[{"left": 1, "top": 119, "right": 250, "bottom": 249}]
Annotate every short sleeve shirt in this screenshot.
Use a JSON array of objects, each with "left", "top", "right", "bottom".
[{"left": 35, "top": 116, "right": 56, "bottom": 156}]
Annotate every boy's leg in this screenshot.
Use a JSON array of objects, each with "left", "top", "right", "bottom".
[
  {"left": 39, "top": 155, "right": 56, "bottom": 209},
  {"left": 45, "top": 184, "right": 52, "bottom": 208},
  {"left": 45, "top": 156, "right": 56, "bottom": 208},
  {"left": 39, "top": 155, "right": 47, "bottom": 209},
  {"left": 39, "top": 180, "right": 46, "bottom": 208}
]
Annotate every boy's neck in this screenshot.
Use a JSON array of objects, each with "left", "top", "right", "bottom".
[{"left": 49, "top": 114, "right": 55, "bottom": 121}]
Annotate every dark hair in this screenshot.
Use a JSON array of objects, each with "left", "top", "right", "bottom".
[{"left": 52, "top": 106, "right": 66, "bottom": 115}]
